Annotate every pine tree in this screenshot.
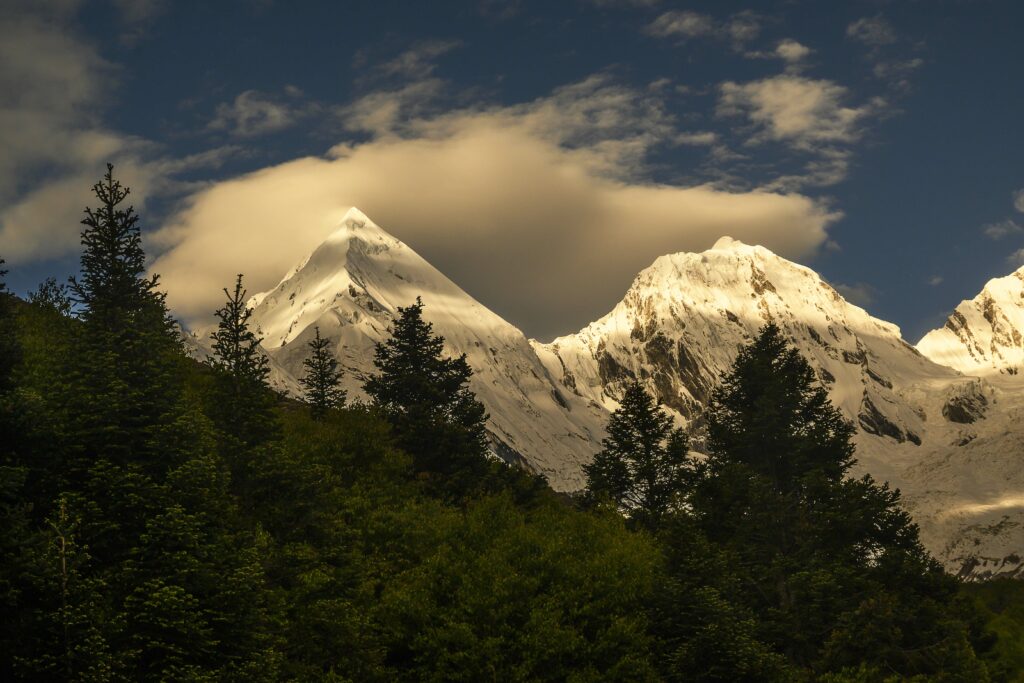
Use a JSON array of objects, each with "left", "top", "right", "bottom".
[
  {"left": 584, "top": 380, "right": 690, "bottom": 531},
  {"left": 65, "top": 164, "right": 183, "bottom": 471},
  {"left": 364, "top": 298, "right": 489, "bottom": 495},
  {"left": 689, "top": 323, "right": 988, "bottom": 675},
  {"left": 300, "top": 326, "right": 345, "bottom": 420},
  {"left": 208, "top": 274, "right": 278, "bottom": 447}
]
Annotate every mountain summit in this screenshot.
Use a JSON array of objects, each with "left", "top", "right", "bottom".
[
  {"left": 534, "top": 234, "right": 949, "bottom": 446},
  {"left": 918, "top": 267, "right": 1024, "bottom": 376}
]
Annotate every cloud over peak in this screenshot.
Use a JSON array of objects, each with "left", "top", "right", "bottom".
[{"left": 152, "top": 74, "right": 836, "bottom": 338}]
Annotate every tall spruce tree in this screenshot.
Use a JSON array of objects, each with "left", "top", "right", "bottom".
[
  {"left": 689, "top": 323, "right": 988, "bottom": 676},
  {"left": 209, "top": 274, "right": 278, "bottom": 447},
  {"left": 300, "top": 326, "right": 345, "bottom": 420},
  {"left": 67, "top": 165, "right": 182, "bottom": 469},
  {"left": 364, "top": 298, "right": 489, "bottom": 494},
  {"left": 584, "top": 380, "right": 690, "bottom": 531}
]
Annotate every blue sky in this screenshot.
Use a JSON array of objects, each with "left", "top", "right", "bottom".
[{"left": 1, "top": 0, "right": 1022, "bottom": 340}]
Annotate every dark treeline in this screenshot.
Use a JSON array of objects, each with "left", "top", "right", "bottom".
[{"left": 0, "top": 167, "right": 1020, "bottom": 681}]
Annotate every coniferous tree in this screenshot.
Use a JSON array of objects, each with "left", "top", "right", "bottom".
[
  {"left": 689, "top": 323, "right": 988, "bottom": 676},
  {"left": 208, "top": 274, "right": 277, "bottom": 447},
  {"left": 364, "top": 298, "right": 489, "bottom": 495},
  {"left": 584, "top": 380, "right": 690, "bottom": 531},
  {"left": 300, "top": 326, "right": 345, "bottom": 420},
  {"left": 66, "top": 164, "right": 182, "bottom": 471}
]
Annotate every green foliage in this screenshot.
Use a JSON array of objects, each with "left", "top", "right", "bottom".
[
  {"left": 963, "top": 579, "right": 1024, "bottom": 681},
  {"left": 584, "top": 380, "right": 690, "bottom": 531},
  {"left": 364, "top": 297, "right": 490, "bottom": 498},
  {"left": 28, "top": 277, "right": 73, "bottom": 317},
  {"left": 651, "top": 515, "right": 790, "bottom": 682},
  {"left": 300, "top": 325, "right": 346, "bottom": 420},
  {"left": 375, "top": 495, "right": 661, "bottom": 682}
]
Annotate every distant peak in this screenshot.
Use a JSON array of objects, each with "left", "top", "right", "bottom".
[
  {"left": 325, "top": 206, "right": 385, "bottom": 243},
  {"left": 712, "top": 236, "right": 745, "bottom": 249},
  {"left": 342, "top": 206, "right": 371, "bottom": 223},
  {"left": 711, "top": 235, "right": 753, "bottom": 251}
]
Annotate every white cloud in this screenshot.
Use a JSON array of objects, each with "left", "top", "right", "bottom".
[
  {"left": 373, "top": 40, "right": 461, "bottom": 81},
  {"left": 983, "top": 219, "right": 1023, "bottom": 241},
  {"left": 1014, "top": 189, "right": 1024, "bottom": 213},
  {"left": 208, "top": 89, "right": 299, "bottom": 137},
  {"left": 723, "top": 11, "right": 761, "bottom": 47},
  {"left": 716, "top": 75, "right": 887, "bottom": 190},
  {"left": 872, "top": 58, "right": 923, "bottom": 82},
  {"left": 645, "top": 10, "right": 715, "bottom": 39},
  {"left": 846, "top": 16, "right": 896, "bottom": 47},
  {"left": 927, "top": 276, "right": 943, "bottom": 286},
  {"left": 0, "top": 3, "right": 237, "bottom": 263},
  {"left": 152, "top": 76, "right": 837, "bottom": 338},
  {"left": 337, "top": 79, "right": 447, "bottom": 138},
  {"left": 675, "top": 131, "right": 717, "bottom": 146},
  {"left": 775, "top": 39, "right": 811, "bottom": 63},
  {"left": 646, "top": 10, "right": 760, "bottom": 47},
  {"left": 718, "top": 75, "right": 882, "bottom": 147},
  {"left": 113, "top": 0, "right": 167, "bottom": 45},
  {"left": 1010, "top": 248, "right": 1024, "bottom": 268}
]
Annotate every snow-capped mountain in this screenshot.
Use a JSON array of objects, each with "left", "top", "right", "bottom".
[
  {"left": 245, "top": 208, "right": 606, "bottom": 488},
  {"left": 918, "top": 267, "right": 1024, "bottom": 376},
  {"left": 533, "top": 236, "right": 955, "bottom": 448},
  {"left": 244, "top": 210, "right": 1024, "bottom": 578}
]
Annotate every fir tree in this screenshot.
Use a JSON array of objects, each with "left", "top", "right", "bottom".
[
  {"left": 299, "top": 326, "right": 345, "bottom": 420},
  {"left": 690, "top": 323, "right": 988, "bottom": 675},
  {"left": 364, "top": 298, "right": 489, "bottom": 495},
  {"left": 208, "top": 274, "right": 277, "bottom": 447},
  {"left": 584, "top": 380, "right": 690, "bottom": 531},
  {"left": 65, "top": 164, "right": 182, "bottom": 470}
]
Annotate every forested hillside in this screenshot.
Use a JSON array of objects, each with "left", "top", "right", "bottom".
[{"left": 0, "top": 168, "right": 1020, "bottom": 681}]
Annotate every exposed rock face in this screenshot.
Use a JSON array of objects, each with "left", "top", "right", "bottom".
[
  {"left": 859, "top": 394, "right": 921, "bottom": 445},
  {"left": 941, "top": 379, "right": 991, "bottom": 424}
]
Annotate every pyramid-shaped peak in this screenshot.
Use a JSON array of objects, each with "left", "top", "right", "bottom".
[
  {"left": 342, "top": 206, "right": 372, "bottom": 224},
  {"left": 323, "top": 206, "right": 399, "bottom": 247}
]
